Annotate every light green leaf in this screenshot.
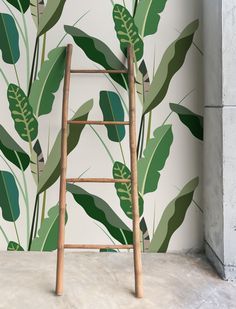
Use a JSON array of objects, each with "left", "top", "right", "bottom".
[
  {"left": 67, "top": 184, "right": 133, "bottom": 244},
  {"left": 30, "top": 0, "right": 45, "bottom": 27},
  {"left": 149, "top": 177, "right": 199, "bottom": 252},
  {"left": 134, "top": 0, "right": 168, "bottom": 37},
  {"left": 29, "top": 47, "right": 66, "bottom": 117},
  {"left": 37, "top": 0, "right": 66, "bottom": 36},
  {"left": 138, "top": 125, "right": 173, "bottom": 195},
  {"left": 0, "top": 125, "right": 30, "bottom": 171},
  {"left": 7, "top": 241, "right": 24, "bottom": 251},
  {"left": 37, "top": 99, "right": 93, "bottom": 193},
  {"left": 0, "top": 13, "right": 20, "bottom": 64},
  {"left": 99, "top": 91, "right": 125, "bottom": 142},
  {"left": 113, "top": 161, "right": 143, "bottom": 219},
  {"left": 7, "top": 84, "right": 38, "bottom": 143},
  {"left": 113, "top": 4, "right": 144, "bottom": 61},
  {"left": 31, "top": 204, "right": 67, "bottom": 251},
  {"left": 0, "top": 171, "right": 20, "bottom": 222},
  {"left": 170, "top": 103, "right": 203, "bottom": 140},
  {"left": 64, "top": 25, "right": 128, "bottom": 89},
  {"left": 143, "top": 20, "right": 199, "bottom": 115}
]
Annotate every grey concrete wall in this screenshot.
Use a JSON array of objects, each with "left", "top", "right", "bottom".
[{"left": 203, "top": 0, "right": 236, "bottom": 280}]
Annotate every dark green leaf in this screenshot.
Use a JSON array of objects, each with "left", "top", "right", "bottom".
[
  {"left": 7, "top": 241, "right": 24, "bottom": 251},
  {"left": 64, "top": 25, "right": 128, "bottom": 89},
  {"left": 37, "top": 0, "right": 66, "bottom": 36},
  {"left": 100, "top": 249, "right": 117, "bottom": 252},
  {"left": 29, "top": 47, "right": 66, "bottom": 117},
  {"left": 0, "top": 13, "right": 20, "bottom": 64},
  {"left": 136, "top": 60, "right": 150, "bottom": 105},
  {"left": 30, "top": 0, "right": 45, "bottom": 27},
  {"left": 134, "top": 0, "right": 168, "bottom": 37},
  {"left": 113, "top": 4, "right": 144, "bottom": 61},
  {"left": 99, "top": 91, "right": 125, "bottom": 142},
  {"left": 7, "top": 84, "right": 38, "bottom": 143},
  {"left": 0, "top": 125, "right": 30, "bottom": 171},
  {"left": 37, "top": 100, "right": 93, "bottom": 193},
  {"left": 143, "top": 20, "right": 199, "bottom": 114},
  {"left": 113, "top": 161, "right": 143, "bottom": 219},
  {"left": 0, "top": 171, "right": 20, "bottom": 222},
  {"left": 149, "top": 177, "right": 199, "bottom": 252},
  {"left": 5, "top": 0, "right": 30, "bottom": 13},
  {"left": 31, "top": 204, "right": 67, "bottom": 251},
  {"left": 138, "top": 125, "right": 173, "bottom": 195},
  {"left": 140, "top": 217, "right": 150, "bottom": 251},
  {"left": 67, "top": 184, "right": 133, "bottom": 244},
  {"left": 170, "top": 103, "right": 203, "bottom": 140},
  {"left": 30, "top": 140, "right": 45, "bottom": 183}
]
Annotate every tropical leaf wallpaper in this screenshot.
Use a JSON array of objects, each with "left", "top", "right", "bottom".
[{"left": 0, "top": 0, "right": 203, "bottom": 252}]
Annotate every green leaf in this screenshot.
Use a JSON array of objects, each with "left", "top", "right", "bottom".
[
  {"left": 0, "top": 125, "right": 30, "bottom": 171},
  {"left": 37, "top": 99, "right": 93, "bottom": 193},
  {"left": 113, "top": 4, "right": 144, "bottom": 61},
  {"left": 0, "top": 13, "right": 20, "bottom": 64},
  {"left": 0, "top": 171, "right": 20, "bottom": 222},
  {"left": 143, "top": 20, "right": 199, "bottom": 115},
  {"left": 31, "top": 205, "right": 67, "bottom": 251},
  {"left": 64, "top": 25, "right": 128, "bottom": 89},
  {"left": 134, "top": 0, "right": 168, "bottom": 38},
  {"left": 149, "top": 177, "right": 199, "bottom": 252},
  {"left": 100, "top": 249, "right": 117, "bottom": 252},
  {"left": 29, "top": 47, "right": 66, "bottom": 117},
  {"left": 99, "top": 91, "right": 125, "bottom": 142},
  {"left": 113, "top": 161, "right": 143, "bottom": 219},
  {"left": 5, "top": 0, "right": 30, "bottom": 13},
  {"left": 7, "top": 241, "right": 24, "bottom": 251},
  {"left": 138, "top": 125, "right": 173, "bottom": 195},
  {"left": 140, "top": 217, "right": 150, "bottom": 251},
  {"left": 30, "top": 140, "right": 44, "bottom": 183},
  {"left": 30, "top": 0, "right": 45, "bottom": 27},
  {"left": 170, "top": 103, "right": 203, "bottom": 140},
  {"left": 7, "top": 84, "right": 38, "bottom": 143},
  {"left": 136, "top": 60, "right": 150, "bottom": 105},
  {"left": 67, "top": 184, "right": 133, "bottom": 244},
  {"left": 37, "top": 0, "right": 66, "bottom": 36}
]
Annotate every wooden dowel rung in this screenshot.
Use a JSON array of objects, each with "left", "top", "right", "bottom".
[
  {"left": 66, "top": 178, "right": 131, "bottom": 183},
  {"left": 70, "top": 69, "right": 128, "bottom": 74},
  {"left": 64, "top": 244, "right": 133, "bottom": 249},
  {"left": 67, "top": 120, "right": 130, "bottom": 125}
]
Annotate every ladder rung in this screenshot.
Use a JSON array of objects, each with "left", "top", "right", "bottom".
[
  {"left": 66, "top": 178, "right": 131, "bottom": 183},
  {"left": 64, "top": 244, "right": 133, "bottom": 250},
  {"left": 70, "top": 69, "right": 128, "bottom": 74},
  {"left": 67, "top": 120, "right": 130, "bottom": 125}
]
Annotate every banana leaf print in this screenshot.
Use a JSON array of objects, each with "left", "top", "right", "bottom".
[{"left": 0, "top": 0, "right": 201, "bottom": 254}]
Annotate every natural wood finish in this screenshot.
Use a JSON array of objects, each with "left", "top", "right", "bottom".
[
  {"left": 55, "top": 44, "right": 73, "bottom": 296},
  {"left": 70, "top": 69, "right": 128, "bottom": 74},
  {"left": 66, "top": 178, "right": 131, "bottom": 183},
  {"left": 67, "top": 120, "right": 130, "bottom": 125},
  {"left": 64, "top": 244, "right": 133, "bottom": 249},
  {"left": 127, "top": 44, "right": 143, "bottom": 298}
]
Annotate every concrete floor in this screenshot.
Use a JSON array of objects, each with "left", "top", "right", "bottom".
[{"left": 0, "top": 252, "right": 236, "bottom": 309}]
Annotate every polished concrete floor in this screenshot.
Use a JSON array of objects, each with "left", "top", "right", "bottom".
[{"left": 0, "top": 252, "right": 236, "bottom": 309}]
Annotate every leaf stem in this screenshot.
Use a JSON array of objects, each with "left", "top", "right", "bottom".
[
  {"left": 133, "top": 0, "right": 139, "bottom": 16},
  {"left": 13, "top": 64, "right": 21, "bottom": 87},
  {"left": 28, "top": 193, "right": 39, "bottom": 250},
  {"left": 13, "top": 221, "right": 21, "bottom": 245},
  {"left": 89, "top": 125, "right": 115, "bottom": 164},
  {"left": 145, "top": 111, "right": 152, "bottom": 146},
  {"left": 14, "top": 152, "right": 30, "bottom": 245},
  {"left": 40, "top": 33, "right": 46, "bottom": 67},
  {"left": 0, "top": 225, "right": 9, "bottom": 244},
  {"left": 0, "top": 68, "right": 9, "bottom": 85}
]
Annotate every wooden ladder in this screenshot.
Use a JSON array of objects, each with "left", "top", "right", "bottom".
[{"left": 55, "top": 44, "right": 143, "bottom": 298}]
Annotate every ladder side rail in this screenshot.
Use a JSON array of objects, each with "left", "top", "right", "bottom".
[
  {"left": 56, "top": 44, "right": 73, "bottom": 296},
  {"left": 127, "top": 44, "right": 144, "bottom": 298}
]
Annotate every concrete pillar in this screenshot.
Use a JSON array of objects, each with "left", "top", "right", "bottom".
[{"left": 203, "top": 0, "right": 236, "bottom": 280}]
